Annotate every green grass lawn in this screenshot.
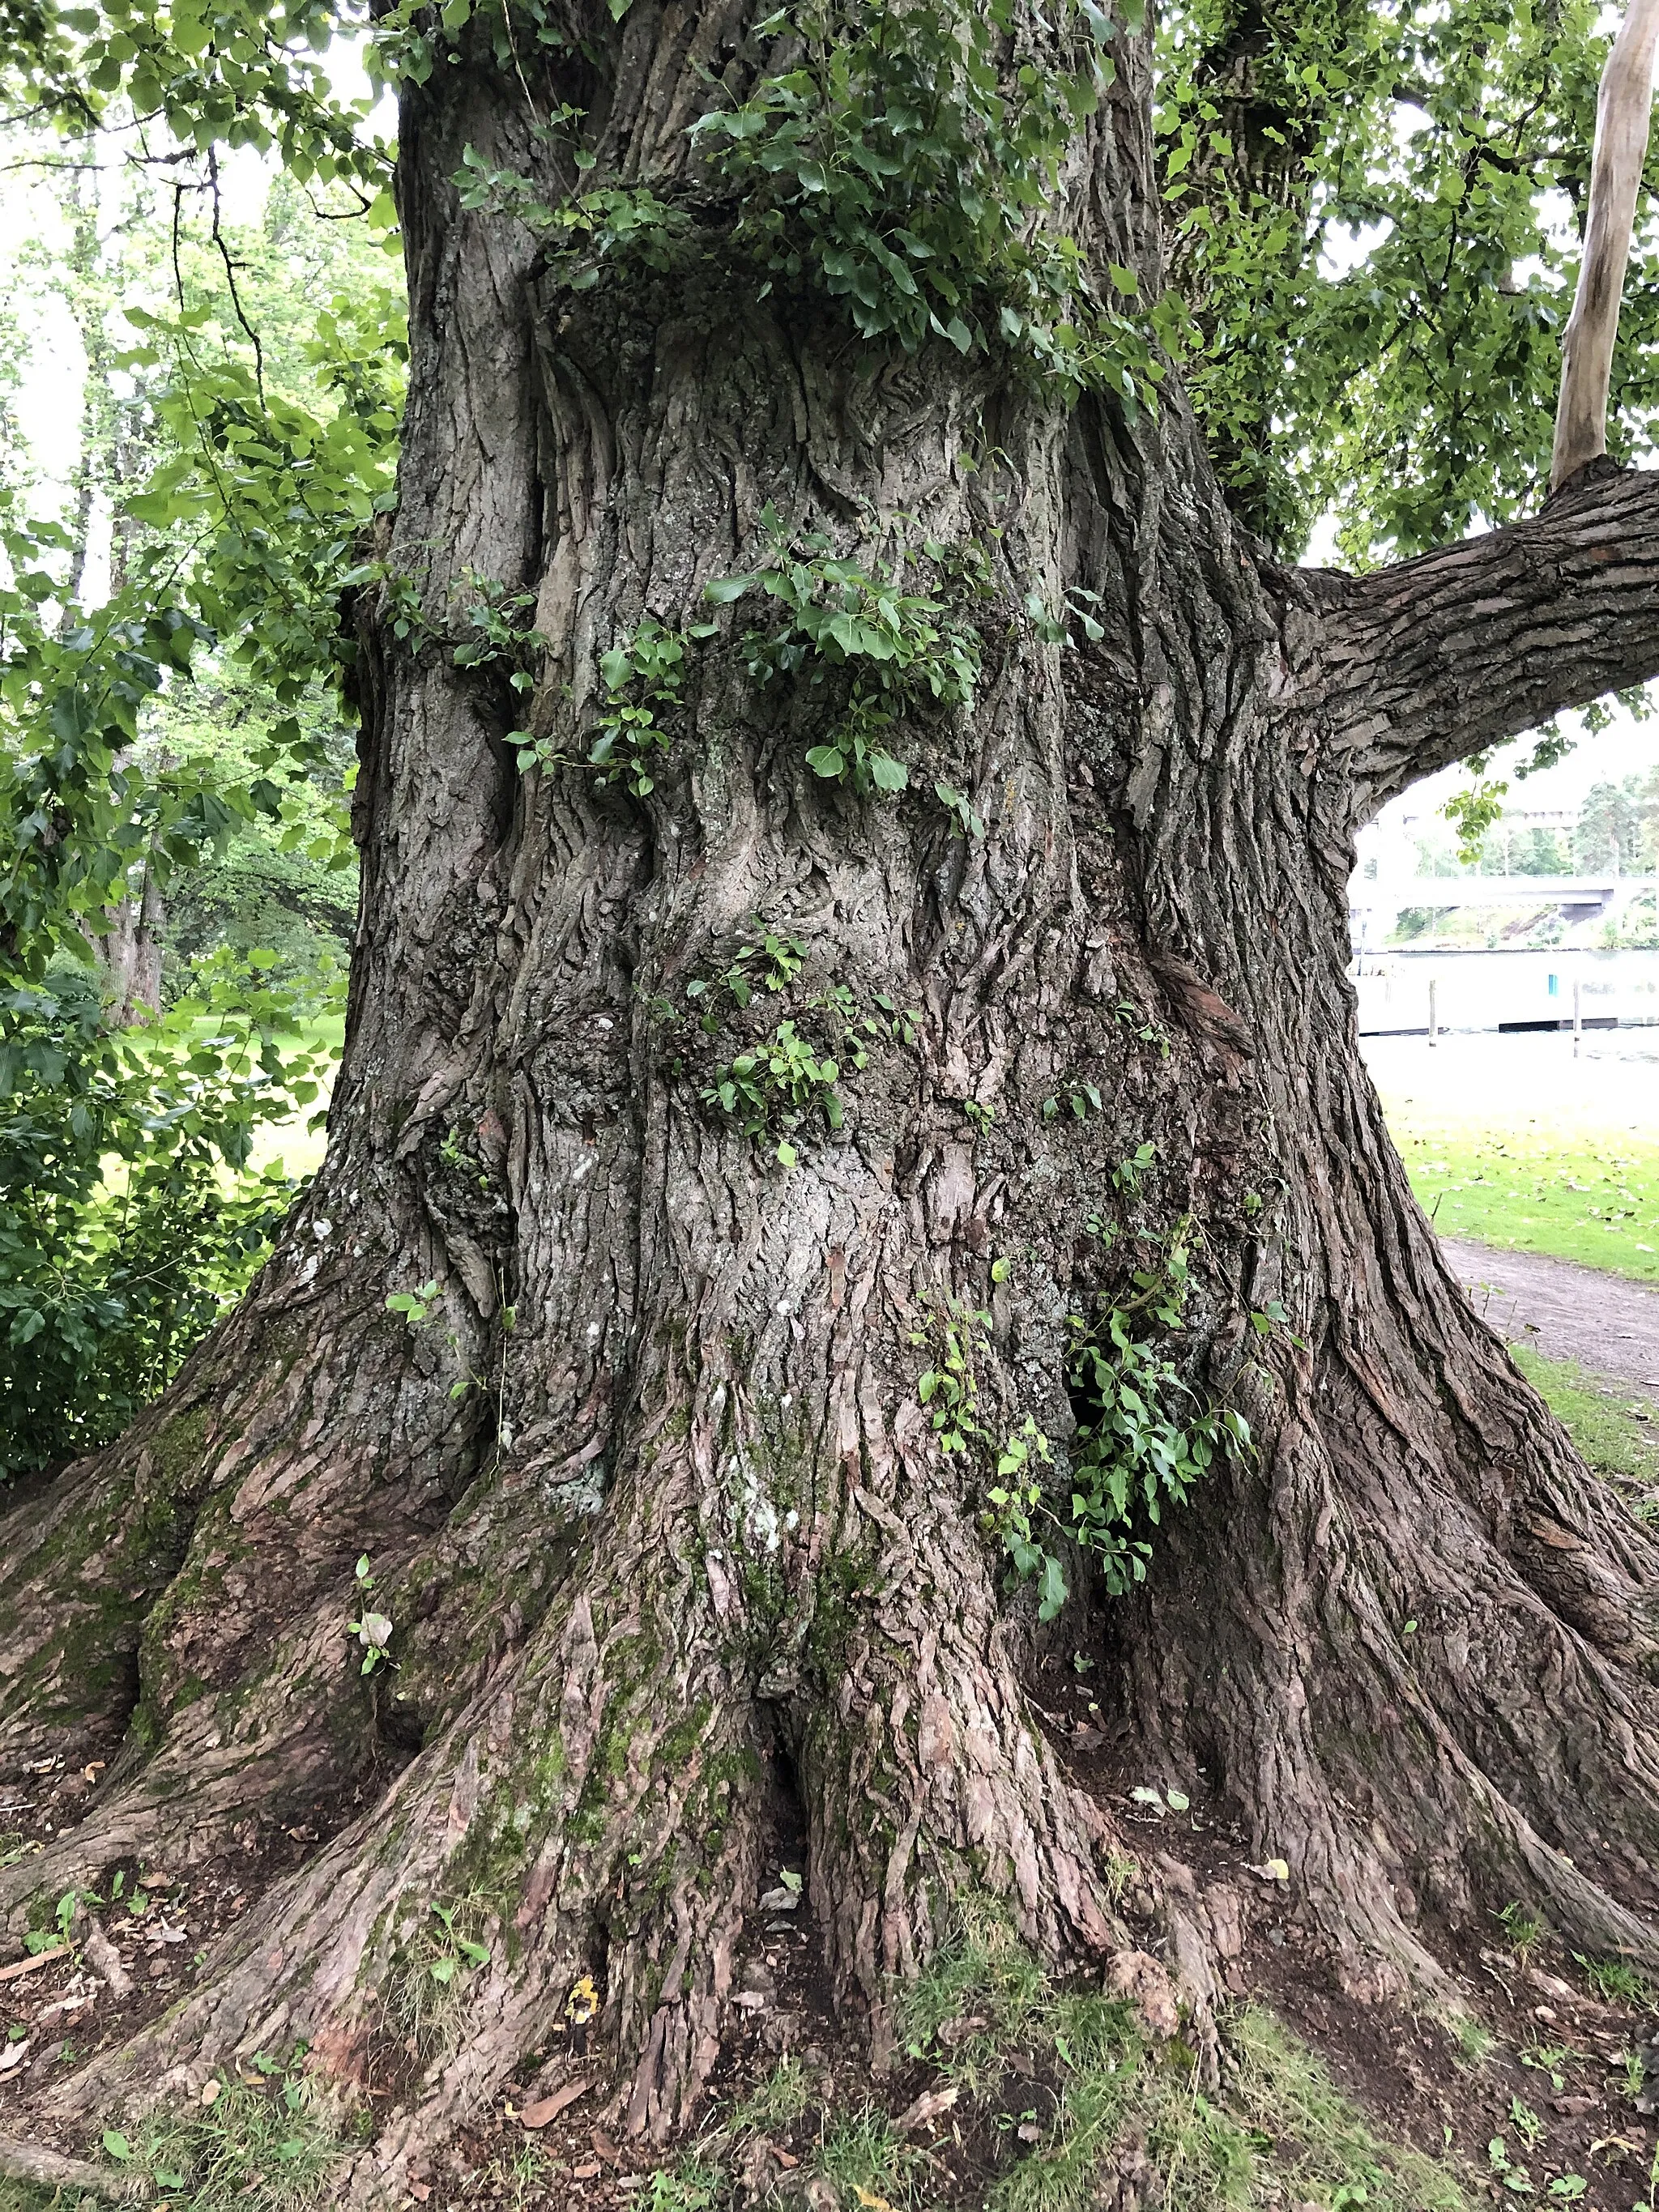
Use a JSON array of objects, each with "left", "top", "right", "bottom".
[
  {"left": 1512, "top": 1347, "right": 1659, "bottom": 1523},
  {"left": 1388, "top": 1122, "right": 1659, "bottom": 1282}
]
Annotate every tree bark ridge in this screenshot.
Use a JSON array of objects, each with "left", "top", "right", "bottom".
[{"left": 1301, "top": 463, "right": 1659, "bottom": 816}]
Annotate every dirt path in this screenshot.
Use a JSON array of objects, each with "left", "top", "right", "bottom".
[{"left": 1444, "top": 1234, "right": 1659, "bottom": 1391}]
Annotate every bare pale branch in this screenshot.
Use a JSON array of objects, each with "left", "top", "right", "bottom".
[{"left": 1551, "top": 0, "right": 1659, "bottom": 490}]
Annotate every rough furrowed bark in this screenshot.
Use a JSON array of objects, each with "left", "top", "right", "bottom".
[
  {"left": 39, "top": 1295, "right": 1123, "bottom": 2183},
  {"left": 0, "top": 1158, "right": 480, "bottom": 1918},
  {"left": 1111, "top": 856, "right": 1659, "bottom": 2001},
  {"left": 11, "top": 0, "right": 1659, "bottom": 2184}
]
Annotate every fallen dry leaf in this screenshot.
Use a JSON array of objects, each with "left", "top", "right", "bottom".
[
  {"left": 895, "top": 2083, "right": 960, "bottom": 2133},
  {"left": 81, "top": 1916, "right": 132, "bottom": 1998},
  {"left": 0, "top": 2039, "right": 28, "bottom": 2075},
  {"left": 1107, "top": 1949, "right": 1180, "bottom": 2039},
  {"left": 518, "top": 2078, "right": 590, "bottom": 2129},
  {"left": 0, "top": 1946, "right": 67, "bottom": 1983}
]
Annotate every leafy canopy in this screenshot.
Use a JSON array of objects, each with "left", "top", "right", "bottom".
[
  {"left": 0, "top": 0, "right": 1653, "bottom": 991},
  {"left": 1160, "top": 0, "right": 1659, "bottom": 563}
]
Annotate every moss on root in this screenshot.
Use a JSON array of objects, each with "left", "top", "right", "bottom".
[{"left": 655, "top": 1908, "right": 1476, "bottom": 2212}]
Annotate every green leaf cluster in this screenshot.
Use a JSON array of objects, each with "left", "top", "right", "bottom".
[
  {"left": 685, "top": 922, "right": 807, "bottom": 1026},
  {"left": 712, "top": 509, "right": 986, "bottom": 795},
  {"left": 0, "top": 949, "right": 335, "bottom": 1480},
  {"left": 1158, "top": 0, "right": 1659, "bottom": 560},
  {"left": 703, "top": 1017, "right": 845, "bottom": 1170},
  {"left": 583, "top": 615, "right": 714, "bottom": 798},
  {"left": 983, "top": 1417, "right": 1068, "bottom": 1620},
  {"left": 915, "top": 1292, "right": 992, "bottom": 1458},
  {"left": 983, "top": 1194, "right": 1254, "bottom": 1614},
  {"left": 2, "top": 275, "right": 400, "bottom": 980},
  {"left": 455, "top": 144, "right": 690, "bottom": 288},
  {"left": 691, "top": 0, "right": 1161, "bottom": 404},
  {"left": 1064, "top": 1299, "right": 1251, "bottom": 1596},
  {"left": 0, "top": 0, "right": 385, "bottom": 196}
]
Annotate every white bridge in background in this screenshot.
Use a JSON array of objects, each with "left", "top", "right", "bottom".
[{"left": 1349, "top": 873, "right": 1659, "bottom": 954}]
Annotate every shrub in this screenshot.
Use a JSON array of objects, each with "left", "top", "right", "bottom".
[{"left": 0, "top": 949, "right": 336, "bottom": 1479}]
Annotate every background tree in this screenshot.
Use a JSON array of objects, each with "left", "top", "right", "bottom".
[
  {"left": 0, "top": 133, "right": 392, "bottom": 1480},
  {"left": 0, "top": 0, "right": 1658, "bottom": 2193}
]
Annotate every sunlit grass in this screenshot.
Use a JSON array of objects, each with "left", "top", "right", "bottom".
[
  {"left": 1514, "top": 1348, "right": 1659, "bottom": 1519},
  {"left": 1388, "top": 1122, "right": 1659, "bottom": 1280}
]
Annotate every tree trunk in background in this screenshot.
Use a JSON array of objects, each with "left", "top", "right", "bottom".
[
  {"left": 4, "top": 1, "right": 1659, "bottom": 2187},
  {"left": 92, "top": 852, "right": 164, "bottom": 1025}
]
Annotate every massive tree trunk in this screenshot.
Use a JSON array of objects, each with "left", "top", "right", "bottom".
[{"left": 5, "top": 0, "right": 1659, "bottom": 2190}]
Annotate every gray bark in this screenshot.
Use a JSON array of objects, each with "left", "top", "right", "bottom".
[
  {"left": 1, "top": 1, "right": 1656, "bottom": 2186},
  {"left": 1552, "top": 0, "right": 1659, "bottom": 488}
]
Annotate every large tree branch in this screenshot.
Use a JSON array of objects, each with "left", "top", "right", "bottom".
[{"left": 1313, "top": 462, "right": 1659, "bottom": 823}]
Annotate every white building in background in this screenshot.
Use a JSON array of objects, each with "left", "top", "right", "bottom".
[{"left": 1347, "top": 807, "right": 1659, "bottom": 1034}]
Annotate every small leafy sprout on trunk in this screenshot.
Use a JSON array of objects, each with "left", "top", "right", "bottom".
[
  {"left": 585, "top": 615, "right": 717, "bottom": 797},
  {"left": 1115, "top": 997, "right": 1171, "bottom": 1056},
  {"left": 1025, "top": 582, "right": 1107, "bottom": 647},
  {"left": 1042, "top": 1076, "right": 1103, "bottom": 1121},
  {"left": 704, "top": 1018, "right": 842, "bottom": 1168},
  {"left": 450, "top": 570, "right": 544, "bottom": 679},
  {"left": 386, "top": 1277, "right": 441, "bottom": 1329},
  {"left": 386, "top": 1269, "right": 516, "bottom": 1439},
  {"left": 1064, "top": 1221, "right": 1253, "bottom": 1597},
  {"left": 706, "top": 506, "right": 985, "bottom": 798},
  {"left": 426, "top": 1899, "right": 491, "bottom": 1986},
  {"left": 984, "top": 1417, "right": 1066, "bottom": 1621},
  {"left": 453, "top": 143, "right": 691, "bottom": 290},
  {"left": 913, "top": 1289, "right": 993, "bottom": 1456},
  {"left": 977, "top": 1196, "right": 1256, "bottom": 1615},
  {"left": 685, "top": 920, "right": 807, "bottom": 1031},
  {"left": 347, "top": 1554, "right": 393, "bottom": 1676},
  {"left": 936, "top": 776, "right": 986, "bottom": 837},
  {"left": 693, "top": 936, "right": 916, "bottom": 1165}
]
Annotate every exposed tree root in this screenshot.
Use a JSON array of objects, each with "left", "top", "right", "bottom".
[
  {"left": 22, "top": 1411, "right": 1125, "bottom": 2190},
  {"left": 0, "top": 2133, "right": 147, "bottom": 2202},
  {"left": 1120, "top": 1126, "right": 1659, "bottom": 2014}
]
